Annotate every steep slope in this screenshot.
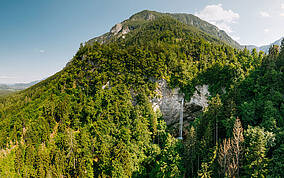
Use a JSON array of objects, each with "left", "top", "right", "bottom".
[
  {"left": 89, "top": 10, "right": 241, "bottom": 49},
  {"left": 1, "top": 10, "right": 282, "bottom": 178},
  {"left": 167, "top": 13, "right": 241, "bottom": 49}
]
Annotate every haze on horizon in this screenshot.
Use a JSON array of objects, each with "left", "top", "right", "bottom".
[{"left": 0, "top": 0, "right": 283, "bottom": 84}]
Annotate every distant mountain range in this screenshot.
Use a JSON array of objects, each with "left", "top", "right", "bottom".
[
  {"left": 0, "top": 80, "right": 40, "bottom": 91},
  {"left": 243, "top": 37, "right": 284, "bottom": 53}
]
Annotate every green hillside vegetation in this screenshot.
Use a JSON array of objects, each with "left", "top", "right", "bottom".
[
  {"left": 0, "top": 12, "right": 283, "bottom": 177},
  {"left": 0, "top": 90, "right": 15, "bottom": 96},
  {"left": 168, "top": 13, "right": 241, "bottom": 49},
  {"left": 89, "top": 10, "right": 241, "bottom": 49}
]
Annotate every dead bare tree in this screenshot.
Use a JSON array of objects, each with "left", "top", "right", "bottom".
[
  {"left": 218, "top": 138, "right": 232, "bottom": 176},
  {"left": 218, "top": 118, "right": 244, "bottom": 178},
  {"left": 232, "top": 117, "right": 244, "bottom": 177}
]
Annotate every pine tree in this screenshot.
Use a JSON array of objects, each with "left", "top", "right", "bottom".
[
  {"left": 185, "top": 126, "right": 197, "bottom": 177},
  {"left": 277, "top": 38, "right": 284, "bottom": 71},
  {"left": 268, "top": 45, "right": 280, "bottom": 60},
  {"left": 243, "top": 126, "right": 275, "bottom": 177}
]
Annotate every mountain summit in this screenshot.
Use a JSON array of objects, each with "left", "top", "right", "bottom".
[
  {"left": 89, "top": 10, "right": 241, "bottom": 49},
  {"left": 0, "top": 10, "right": 283, "bottom": 178}
]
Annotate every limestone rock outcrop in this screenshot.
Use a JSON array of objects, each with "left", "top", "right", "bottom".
[
  {"left": 151, "top": 79, "right": 210, "bottom": 126},
  {"left": 110, "top": 23, "right": 123, "bottom": 35}
]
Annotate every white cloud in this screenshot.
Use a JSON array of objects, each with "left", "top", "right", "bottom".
[
  {"left": 281, "top": 13, "right": 284, "bottom": 17},
  {"left": 260, "top": 11, "right": 270, "bottom": 17},
  {"left": 281, "top": 3, "right": 284, "bottom": 9},
  {"left": 195, "top": 4, "right": 239, "bottom": 24},
  {"left": 264, "top": 28, "right": 270, "bottom": 33},
  {"left": 39, "top": 50, "right": 45, "bottom": 53},
  {"left": 0, "top": 76, "right": 15, "bottom": 79},
  {"left": 195, "top": 4, "right": 240, "bottom": 41}
]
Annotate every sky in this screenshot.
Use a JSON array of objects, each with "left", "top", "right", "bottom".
[{"left": 0, "top": 0, "right": 284, "bottom": 84}]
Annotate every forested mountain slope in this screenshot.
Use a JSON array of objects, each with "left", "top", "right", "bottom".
[
  {"left": 0, "top": 11, "right": 283, "bottom": 177},
  {"left": 89, "top": 10, "right": 241, "bottom": 49}
]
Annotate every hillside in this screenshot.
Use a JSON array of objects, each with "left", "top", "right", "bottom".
[
  {"left": 0, "top": 89, "right": 14, "bottom": 96},
  {"left": 89, "top": 10, "right": 241, "bottom": 49},
  {"left": 0, "top": 11, "right": 283, "bottom": 177},
  {"left": 167, "top": 13, "right": 241, "bottom": 49}
]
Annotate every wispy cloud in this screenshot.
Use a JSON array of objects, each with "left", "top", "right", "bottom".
[
  {"left": 281, "top": 3, "right": 284, "bottom": 17},
  {"left": 195, "top": 4, "right": 240, "bottom": 41},
  {"left": 260, "top": 11, "right": 270, "bottom": 17},
  {"left": 264, "top": 28, "right": 270, "bottom": 33},
  {"left": 0, "top": 75, "right": 15, "bottom": 79},
  {"left": 39, "top": 49, "right": 45, "bottom": 53}
]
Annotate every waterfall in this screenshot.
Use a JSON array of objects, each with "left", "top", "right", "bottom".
[{"left": 178, "top": 98, "right": 184, "bottom": 140}]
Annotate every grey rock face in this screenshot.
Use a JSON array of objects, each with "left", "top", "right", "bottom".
[
  {"left": 110, "top": 23, "right": 123, "bottom": 35},
  {"left": 151, "top": 80, "right": 183, "bottom": 125},
  {"left": 121, "top": 26, "right": 130, "bottom": 35},
  {"left": 109, "top": 23, "right": 130, "bottom": 39},
  {"left": 189, "top": 85, "right": 210, "bottom": 109},
  {"left": 151, "top": 79, "right": 210, "bottom": 125},
  {"left": 146, "top": 13, "right": 155, "bottom": 20}
]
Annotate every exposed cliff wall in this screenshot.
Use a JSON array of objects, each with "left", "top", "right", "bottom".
[{"left": 151, "top": 80, "right": 210, "bottom": 134}]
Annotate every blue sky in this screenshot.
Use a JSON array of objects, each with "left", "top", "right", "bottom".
[{"left": 0, "top": 0, "right": 284, "bottom": 84}]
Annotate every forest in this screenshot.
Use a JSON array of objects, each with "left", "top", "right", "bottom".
[{"left": 0, "top": 14, "right": 283, "bottom": 177}]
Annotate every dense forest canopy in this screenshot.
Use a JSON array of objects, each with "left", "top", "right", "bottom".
[{"left": 0, "top": 11, "right": 283, "bottom": 177}]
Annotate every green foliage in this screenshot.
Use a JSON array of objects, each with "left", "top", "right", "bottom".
[
  {"left": 0, "top": 11, "right": 283, "bottom": 177},
  {"left": 198, "top": 146, "right": 217, "bottom": 178},
  {"left": 0, "top": 150, "right": 17, "bottom": 177},
  {"left": 243, "top": 126, "right": 275, "bottom": 177}
]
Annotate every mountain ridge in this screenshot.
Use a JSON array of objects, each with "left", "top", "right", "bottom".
[
  {"left": 88, "top": 10, "right": 241, "bottom": 49},
  {"left": 0, "top": 80, "right": 40, "bottom": 96},
  {"left": 0, "top": 9, "right": 283, "bottom": 178},
  {"left": 243, "top": 37, "right": 284, "bottom": 53},
  {"left": 0, "top": 80, "right": 40, "bottom": 90}
]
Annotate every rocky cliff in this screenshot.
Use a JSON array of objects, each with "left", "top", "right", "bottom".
[{"left": 151, "top": 79, "right": 210, "bottom": 136}]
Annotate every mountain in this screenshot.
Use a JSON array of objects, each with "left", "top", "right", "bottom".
[
  {"left": 243, "top": 37, "right": 284, "bottom": 53},
  {"left": 89, "top": 10, "right": 241, "bottom": 49},
  {"left": 259, "top": 37, "right": 284, "bottom": 53},
  {"left": 0, "top": 80, "right": 40, "bottom": 90},
  {"left": 167, "top": 13, "right": 241, "bottom": 49},
  {"left": 0, "top": 80, "right": 40, "bottom": 96},
  {"left": 0, "top": 10, "right": 283, "bottom": 177}
]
